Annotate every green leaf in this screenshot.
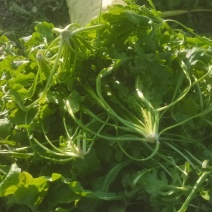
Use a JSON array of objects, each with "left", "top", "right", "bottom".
[
  {"left": 68, "top": 181, "right": 123, "bottom": 200},
  {"left": 65, "top": 90, "right": 85, "bottom": 113},
  {"left": 101, "top": 160, "right": 131, "bottom": 192},
  {"left": 8, "top": 108, "right": 27, "bottom": 125},
  {"left": 34, "top": 22, "right": 55, "bottom": 42},
  {"left": 48, "top": 183, "right": 80, "bottom": 205},
  {"left": 0, "top": 118, "right": 13, "bottom": 138},
  {"left": 141, "top": 169, "right": 168, "bottom": 196},
  {"left": 51, "top": 173, "right": 62, "bottom": 182},
  {"left": 0, "top": 163, "right": 50, "bottom": 210},
  {"left": 175, "top": 97, "right": 199, "bottom": 115},
  {"left": 0, "top": 163, "right": 21, "bottom": 197},
  {"left": 200, "top": 190, "right": 210, "bottom": 201},
  {"left": 71, "top": 149, "right": 100, "bottom": 178}
]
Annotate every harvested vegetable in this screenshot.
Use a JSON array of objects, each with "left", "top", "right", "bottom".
[{"left": 0, "top": 1, "right": 212, "bottom": 211}]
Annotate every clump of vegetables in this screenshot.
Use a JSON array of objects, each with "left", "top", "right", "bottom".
[{"left": 0, "top": 1, "right": 212, "bottom": 211}]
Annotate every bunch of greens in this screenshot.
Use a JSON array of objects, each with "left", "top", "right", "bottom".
[{"left": 1, "top": 1, "right": 212, "bottom": 211}]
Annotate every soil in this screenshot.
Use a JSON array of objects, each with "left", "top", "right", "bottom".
[{"left": 0, "top": 0, "right": 70, "bottom": 39}]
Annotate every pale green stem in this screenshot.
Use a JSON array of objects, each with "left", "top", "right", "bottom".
[
  {"left": 164, "top": 19, "right": 212, "bottom": 46},
  {"left": 42, "top": 124, "right": 66, "bottom": 154},
  {"left": 163, "top": 142, "right": 198, "bottom": 171},
  {"left": 117, "top": 139, "right": 160, "bottom": 161},
  {"left": 178, "top": 172, "right": 211, "bottom": 212},
  {"left": 161, "top": 9, "right": 212, "bottom": 18},
  {"left": 18, "top": 39, "right": 64, "bottom": 111},
  {"left": 159, "top": 105, "right": 212, "bottom": 136},
  {"left": 157, "top": 60, "right": 192, "bottom": 112},
  {"left": 96, "top": 65, "right": 148, "bottom": 138},
  {"left": 71, "top": 24, "right": 104, "bottom": 35}
]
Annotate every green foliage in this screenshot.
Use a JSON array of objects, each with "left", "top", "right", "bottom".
[
  {"left": 136, "top": 0, "right": 212, "bottom": 36},
  {"left": 1, "top": 1, "right": 212, "bottom": 211}
]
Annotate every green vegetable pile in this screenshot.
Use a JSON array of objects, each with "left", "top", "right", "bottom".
[{"left": 1, "top": 1, "right": 212, "bottom": 211}]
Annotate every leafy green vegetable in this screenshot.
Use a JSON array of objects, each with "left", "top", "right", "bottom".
[{"left": 1, "top": 1, "right": 212, "bottom": 211}]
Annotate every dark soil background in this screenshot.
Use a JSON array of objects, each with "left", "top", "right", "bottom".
[{"left": 0, "top": 0, "right": 69, "bottom": 39}]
